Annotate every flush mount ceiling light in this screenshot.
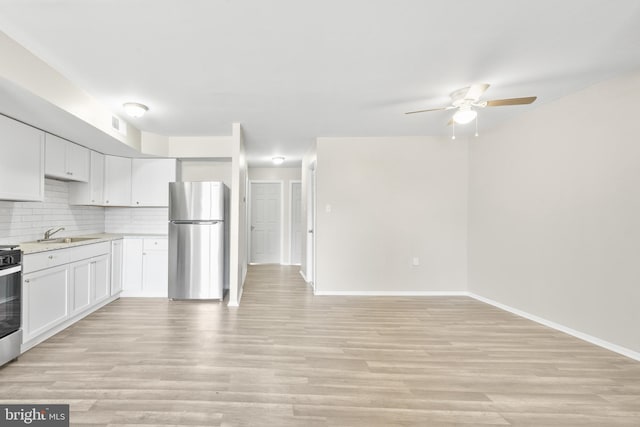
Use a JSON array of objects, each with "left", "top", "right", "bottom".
[
  {"left": 452, "top": 105, "right": 477, "bottom": 125},
  {"left": 272, "top": 156, "right": 285, "bottom": 165},
  {"left": 123, "top": 102, "right": 149, "bottom": 118}
]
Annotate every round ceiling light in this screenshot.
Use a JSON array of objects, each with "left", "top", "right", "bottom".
[
  {"left": 272, "top": 156, "right": 285, "bottom": 165},
  {"left": 123, "top": 102, "right": 149, "bottom": 118},
  {"left": 452, "top": 106, "right": 477, "bottom": 125}
]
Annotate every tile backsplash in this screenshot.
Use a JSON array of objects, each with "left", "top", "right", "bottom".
[
  {"left": 104, "top": 207, "right": 168, "bottom": 235},
  {"left": 0, "top": 179, "right": 105, "bottom": 245},
  {"left": 0, "top": 179, "right": 170, "bottom": 245}
]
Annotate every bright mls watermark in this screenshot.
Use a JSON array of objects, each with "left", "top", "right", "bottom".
[{"left": 0, "top": 405, "right": 69, "bottom": 426}]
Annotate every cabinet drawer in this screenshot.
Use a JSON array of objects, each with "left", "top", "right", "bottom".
[
  {"left": 143, "top": 238, "right": 168, "bottom": 251},
  {"left": 69, "top": 241, "right": 110, "bottom": 262},
  {"left": 23, "top": 249, "right": 71, "bottom": 274}
]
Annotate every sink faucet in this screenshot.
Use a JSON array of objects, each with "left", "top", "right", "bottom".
[{"left": 44, "top": 227, "right": 65, "bottom": 240}]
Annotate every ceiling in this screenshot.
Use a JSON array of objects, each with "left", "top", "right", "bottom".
[{"left": 0, "top": 0, "right": 639, "bottom": 166}]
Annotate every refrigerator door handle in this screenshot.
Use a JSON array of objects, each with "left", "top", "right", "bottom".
[{"left": 171, "top": 220, "right": 220, "bottom": 225}]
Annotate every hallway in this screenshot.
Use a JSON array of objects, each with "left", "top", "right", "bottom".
[{"left": 0, "top": 265, "right": 638, "bottom": 425}]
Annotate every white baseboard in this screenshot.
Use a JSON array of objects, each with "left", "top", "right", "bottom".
[
  {"left": 314, "top": 290, "right": 469, "bottom": 296},
  {"left": 120, "top": 291, "right": 168, "bottom": 298},
  {"left": 227, "top": 284, "right": 244, "bottom": 308},
  {"left": 469, "top": 293, "right": 640, "bottom": 362},
  {"left": 299, "top": 270, "right": 308, "bottom": 282},
  {"left": 307, "top": 288, "right": 640, "bottom": 361}
]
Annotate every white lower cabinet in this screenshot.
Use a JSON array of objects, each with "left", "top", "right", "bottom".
[
  {"left": 21, "top": 242, "right": 115, "bottom": 351},
  {"left": 23, "top": 265, "right": 70, "bottom": 342},
  {"left": 70, "top": 260, "right": 92, "bottom": 316},
  {"left": 122, "top": 237, "right": 168, "bottom": 297},
  {"left": 142, "top": 249, "right": 168, "bottom": 296},
  {"left": 93, "top": 254, "right": 110, "bottom": 302},
  {"left": 71, "top": 254, "right": 110, "bottom": 316},
  {"left": 110, "top": 239, "right": 124, "bottom": 295},
  {"left": 122, "top": 238, "right": 143, "bottom": 294}
]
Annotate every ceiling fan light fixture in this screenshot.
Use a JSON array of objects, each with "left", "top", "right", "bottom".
[
  {"left": 123, "top": 102, "right": 149, "bottom": 118},
  {"left": 452, "top": 107, "right": 477, "bottom": 125}
]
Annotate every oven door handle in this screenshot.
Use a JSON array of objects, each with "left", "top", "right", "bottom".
[{"left": 0, "top": 266, "right": 21, "bottom": 277}]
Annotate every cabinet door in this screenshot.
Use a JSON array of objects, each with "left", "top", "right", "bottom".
[
  {"left": 66, "top": 142, "right": 90, "bottom": 182},
  {"left": 131, "top": 159, "right": 176, "bottom": 207},
  {"left": 70, "top": 260, "right": 92, "bottom": 316},
  {"left": 111, "top": 239, "right": 124, "bottom": 295},
  {"left": 22, "top": 265, "right": 69, "bottom": 341},
  {"left": 90, "top": 152, "right": 105, "bottom": 204},
  {"left": 68, "top": 151, "right": 104, "bottom": 205},
  {"left": 122, "top": 238, "right": 143, "bottom": 294},
  {"left": 44, "top": 133, "right": 68, "bottom": 179},
  {"left": 92, "top": 254, "right": 110, "bottom": 303},
  {"left": 142, "top": 249, "right": 168, "bottom": 297},
  {"left": 104, "top": 155, "right": 132, "bottom": 206},
  {"left": 0, "top": 115, "right": 44, "bottom": 201}
]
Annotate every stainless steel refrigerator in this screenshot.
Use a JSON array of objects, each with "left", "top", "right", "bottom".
[{"left": 168, "top": 181, "right": 227, "bottom": 300}]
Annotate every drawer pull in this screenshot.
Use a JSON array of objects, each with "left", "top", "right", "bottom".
[
  {"left": 48, "top": 255, "right": 54, "bottom": 260},
  {"left": 24, "top": 279, "right": 30, "bottom": 283}
]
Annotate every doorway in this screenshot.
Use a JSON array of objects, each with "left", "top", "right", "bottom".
[
  {"left": 290, "top": 181, "right": 302, "bottom": 265},
  {"left": 306, "top": 164, "right": 316, "bottom": 287},
  {"left": 249, "top": 181, "right": 282, "bottom": 264}
]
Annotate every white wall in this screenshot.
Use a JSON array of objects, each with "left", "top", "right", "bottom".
[
  {"left": 228, "top": 124, "right": 248, "bottom": 306},
  {"left": 315, "top": 136, "right": 468, "bottom": 293},
  {"left": 468, "top": 70, "right": 640, "bottom": 354},
  {"left": 0, "top": 179, "right": 104, "bottom": 245},
  {"left": 300, "top": 143, "right": 317, "bottom": 282},
  {"left": 248, "top": 167, "right": 302, "bottom": 265},
  {"left": 178, "top": 159, "right": 232, "bottom": 187}
]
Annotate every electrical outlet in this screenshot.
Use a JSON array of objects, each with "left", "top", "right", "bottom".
[{"left": 412, "top": 257, "right": 420, "bottom": 266}]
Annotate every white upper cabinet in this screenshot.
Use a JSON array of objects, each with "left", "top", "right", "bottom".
[
  {"left": 71, "top": 155, "right": 175, "bottom": 207},
  {"left": 44, "top": 133, "right": 90, "bottom": 182},
  {"left": 103, "top": 155, "right": 132, "bottom": 206},
  {"left": 0, "top": 114, "right": 45, "bottom": 201},
  {"left": 68, "top": 151, "right": 104, "bottom": 206},
  {"left": 131, "top": 158, "right": 176, "bottom": 207}
]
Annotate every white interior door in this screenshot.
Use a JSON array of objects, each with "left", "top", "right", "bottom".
[
  {"left": 250, "top": 182, "right": 282, "bottom": 264},
  {"left": 290, "top": 182, "right": 302, "bottom": 265}
]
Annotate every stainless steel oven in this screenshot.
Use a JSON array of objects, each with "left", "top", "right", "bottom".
[{"left": 0, "top": 245, "right": 22, "bottom": 367}]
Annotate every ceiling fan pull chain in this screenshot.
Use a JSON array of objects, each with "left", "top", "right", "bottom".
[
  {"left": 452, "top": 121, "right": 456, "bottom": 140},
  {"left": 475, "top": 115, "right": 479, "bottom": 137}
]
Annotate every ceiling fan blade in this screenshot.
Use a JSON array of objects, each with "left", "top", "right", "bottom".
[
  {"left": 485, "top": 96, "right": 537, "bottom": 107},
  {"left": 405, "top": 106, "right": 451, "bottom": 115},
  {"left": 464, "top": 83, "right": 490, "bottom": 101}
]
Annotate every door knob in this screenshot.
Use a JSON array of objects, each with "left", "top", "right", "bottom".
[{"left": 251, "top": 225, "right": 255, "bottom": 231}]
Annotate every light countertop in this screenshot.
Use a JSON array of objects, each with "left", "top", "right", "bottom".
[{"left": 18, "top": 233, "right": 168, "bottom": 255}]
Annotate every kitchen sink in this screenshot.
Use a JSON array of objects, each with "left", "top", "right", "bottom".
[{"left": 32, "top": 237, "right": 100, "bottom": 244}]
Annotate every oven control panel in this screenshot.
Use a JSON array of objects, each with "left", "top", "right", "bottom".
[{"left": 0, "top": 249, "right": 21, "bottom": 268}]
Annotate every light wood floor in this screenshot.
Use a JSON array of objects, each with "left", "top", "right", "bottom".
[{"left": 1, "top": 265, "right": 639, "bottom": 426}]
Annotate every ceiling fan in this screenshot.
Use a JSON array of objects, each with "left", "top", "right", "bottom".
[{"left": 405, "top": 84, "right": 537, "bottom": 125}]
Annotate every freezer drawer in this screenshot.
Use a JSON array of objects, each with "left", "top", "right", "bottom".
[{"left": 168, "top": 221, "right": 224, "bottom": 299}]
